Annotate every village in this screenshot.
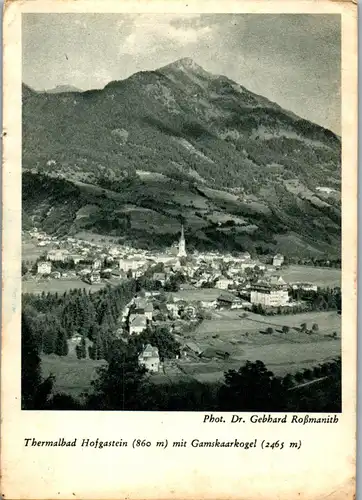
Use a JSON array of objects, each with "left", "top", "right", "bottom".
[{"left": 22, "top": 225, "right": 341, "bottom": 387}]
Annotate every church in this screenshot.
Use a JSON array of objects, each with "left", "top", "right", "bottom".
[{"left": 177, "top": 224, "right": 187, "bottom": 258}]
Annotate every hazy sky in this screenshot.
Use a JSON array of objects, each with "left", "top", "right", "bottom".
[{"left": 22, "top": 14, "right": 341, "bottom": 134}]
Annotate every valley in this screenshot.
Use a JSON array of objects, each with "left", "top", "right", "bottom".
[{"left": 21, "top": 58, "right": 342, "bottom": 411}]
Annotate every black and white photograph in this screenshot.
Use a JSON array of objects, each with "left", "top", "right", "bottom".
[{"left": 21, "top": 13, "right": 342, "bottom": 412}]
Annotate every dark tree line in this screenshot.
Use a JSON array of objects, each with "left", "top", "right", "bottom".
[
  {"left": 85, "top": 349, "right": 341, "bottom": 412},
  {"left": 22, "top": 280, "right": 137, "bottom": 361}
]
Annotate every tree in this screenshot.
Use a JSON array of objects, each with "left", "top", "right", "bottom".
[
  {"left": 266, "top": 327, "right": 273, "bottom": 335},
  {"left": 87, "top": 341, "right": 147, "bottom": 410},
  {"left": 54, "top": 328, "right": 69, "bottom": 356},
  {"left": 218, "top": 360, "right": 287, "bottom": 411},
  {"left": 300, "top": 323, "right": 307, "bottom": 332},
  {"left": 282, "top": 373, "right": 294, "bottom": 389},
  {"left": 282, "top": 326, "right": 290, "bottom": 334},
  {"left": 294, "top": 371, "right": 304, "bottom": 383},
  {"left": 22, "top": 261, "right": 29, "bottom": 276},
  {"left": 312, "top": 323, "right": 319, "bottom": 332},
  {"left": 46, "top": 393, "right": 83, "bottom": 410},
  {"left": 21, "top": 313, "right": 54, "bottom": 409},
  {"left": 302, "top": 369, "right": 313, "bottom": 380},
  {"left": 312, "top": 366, "right": 323, "bottom": 378}
]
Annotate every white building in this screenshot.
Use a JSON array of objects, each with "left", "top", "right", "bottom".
[
  {"left": 47, "top": 249, "right": 70, "bottom": 262},
  {"left": 215, "top": 278, "right": 234, "bottom": 290},
  {"left": 250, "top": 284, "right": 289, "bottom": 307},
  {"left": 138, "top": 344, "right": 160, "bottom": 373},
  {"left": 273, "top": 254, "right": 285, "bottom": 267},
  {"left": 37, "top": 261, "right": 52, "bottom": 275},
  {"left": 201, "top": 299, "right": 218, "bottom": 309},
  {"left": 129, "top": 314, "right": 147, "bottom": 335},
  {"left": 90, "top": 273, "right": 101, "bottom": 284},
  {"left": 291, "top": 282, "right": 318, "bottom": 292},
  {"left": 92, "top": 259, "right": 102, "bottom": 270},
  {"left": 119, "top": 259, "right": 146, "bottom": 272}
]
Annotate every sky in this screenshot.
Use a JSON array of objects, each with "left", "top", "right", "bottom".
[{"left": 22, "top": 14, "right": 341, "bottom": 134}]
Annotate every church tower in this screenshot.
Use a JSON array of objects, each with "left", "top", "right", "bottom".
[{"left": 177, "top": 224, "right": 187, "bottom": 258}]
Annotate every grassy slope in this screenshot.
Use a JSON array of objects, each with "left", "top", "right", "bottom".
[{"left": 22, "top": 171, "right": 340, "bottom": 257}]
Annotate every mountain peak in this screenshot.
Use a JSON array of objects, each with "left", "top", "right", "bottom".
[{"left": 160, "top": 57, "right": 211, "bottom": 76}]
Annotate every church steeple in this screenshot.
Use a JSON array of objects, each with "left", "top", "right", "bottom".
[{"left": 177, "top": 224, "right": 187, "bottom": 258}]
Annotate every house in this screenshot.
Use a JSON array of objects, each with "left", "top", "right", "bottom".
[
  {"left": 166, "top": 302, "right": 180, "bottom": 318},
  {"left": 183, "top": 304, "right": 197, "bottom": 318},
  {"left": 153, "top": 272, "right": 166, "bottom": 285},
  {"left": 250, "top": 283, "right": 289, "bottom": 307},
  {"left": 37, "top": 261, "right": 52, "bottom": 275},
  {"left": 70, "top": 255, "right": 83, "bottom": 265},
  {"left": 269, "top": 275, "right": 287, "bottom": 287},
  {"left": 131, "top": 268, "right": 145, "bottom": 279},
  {"left": 90, "top": 273, "right": 101, "bottom": 283},
  {"left": 273, "top": 254, "right": 285, "bottom": 268},
  {"left": 129, "top": 314, "right": 147, "bottom": 335},
  {"left": 217, "top": 292, "right": 237, "bottom": 309},
  {"left": 291, "top": 282, "right": 318, "bottom": 292},
  {"left": 92, "top": 259, "right": 102, "bottom": 271},
  {"left": 119, "top": 259, "right": 146, "bottom": 272},
  {"left": 47, "top": 249, "right": 70, "bottom": 262},
  {"left": 144, "top": 291, "right": 161, "bottom": 298},
  {"left": 229, "top": 267, "right": 243, "bottom": 276},
  {"left": 231, "top": 297, "right": 244, "bottom": 309},
  {"left": 67, "top": 334, "right": 93, "bottom": 359},
  {"left": 78, "top": 268, "right": 92, "bottom": 276},
  {"left": 200, "top": 299, "right": 217, "bottom": 309},
  {"left": 138, "top": 344, "right": 160, "bottom": 373},
  {"left": 215, "top": 278, "right": 234, "bottom": 290},
  {"left": 108, "top": 246, "right": 120, "bottom": 257},
  {"left": 316, "top": 186, "right": 335, "bottom": 194}
]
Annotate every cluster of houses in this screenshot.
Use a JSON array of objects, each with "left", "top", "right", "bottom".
[{"left": 27, "top": 227, "right": 318, "bottom": 310}]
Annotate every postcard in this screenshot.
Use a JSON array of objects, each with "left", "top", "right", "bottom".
[{"left": 1, "top": 0, "right": 357, "bottom": 499}]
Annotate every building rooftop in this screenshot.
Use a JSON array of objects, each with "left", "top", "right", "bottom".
[
  {"left": 130, "top": 315, "right": 147, "bottom": 327},
  {"left": 140, "top": 344, "right": 159, "bottom": 358}
]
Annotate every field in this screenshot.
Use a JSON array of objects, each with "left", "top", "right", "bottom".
[
  {"left": 22, "top": 278, "right": 121, "bottom": 295},
  {"left": 277, "top": 265, "right": 341, "bottom": 287},
  {"left": 196, "top": 310, "right": 340, "bottom": 338},
  {"left": 22, "top": 240, "right": 52, "bottom": 263},
  {"left": 41, "top": 354, "right": 107, "bottom": 400},
  {"left": 169, "top": 309, "right": 341, "bottom": 382}
]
